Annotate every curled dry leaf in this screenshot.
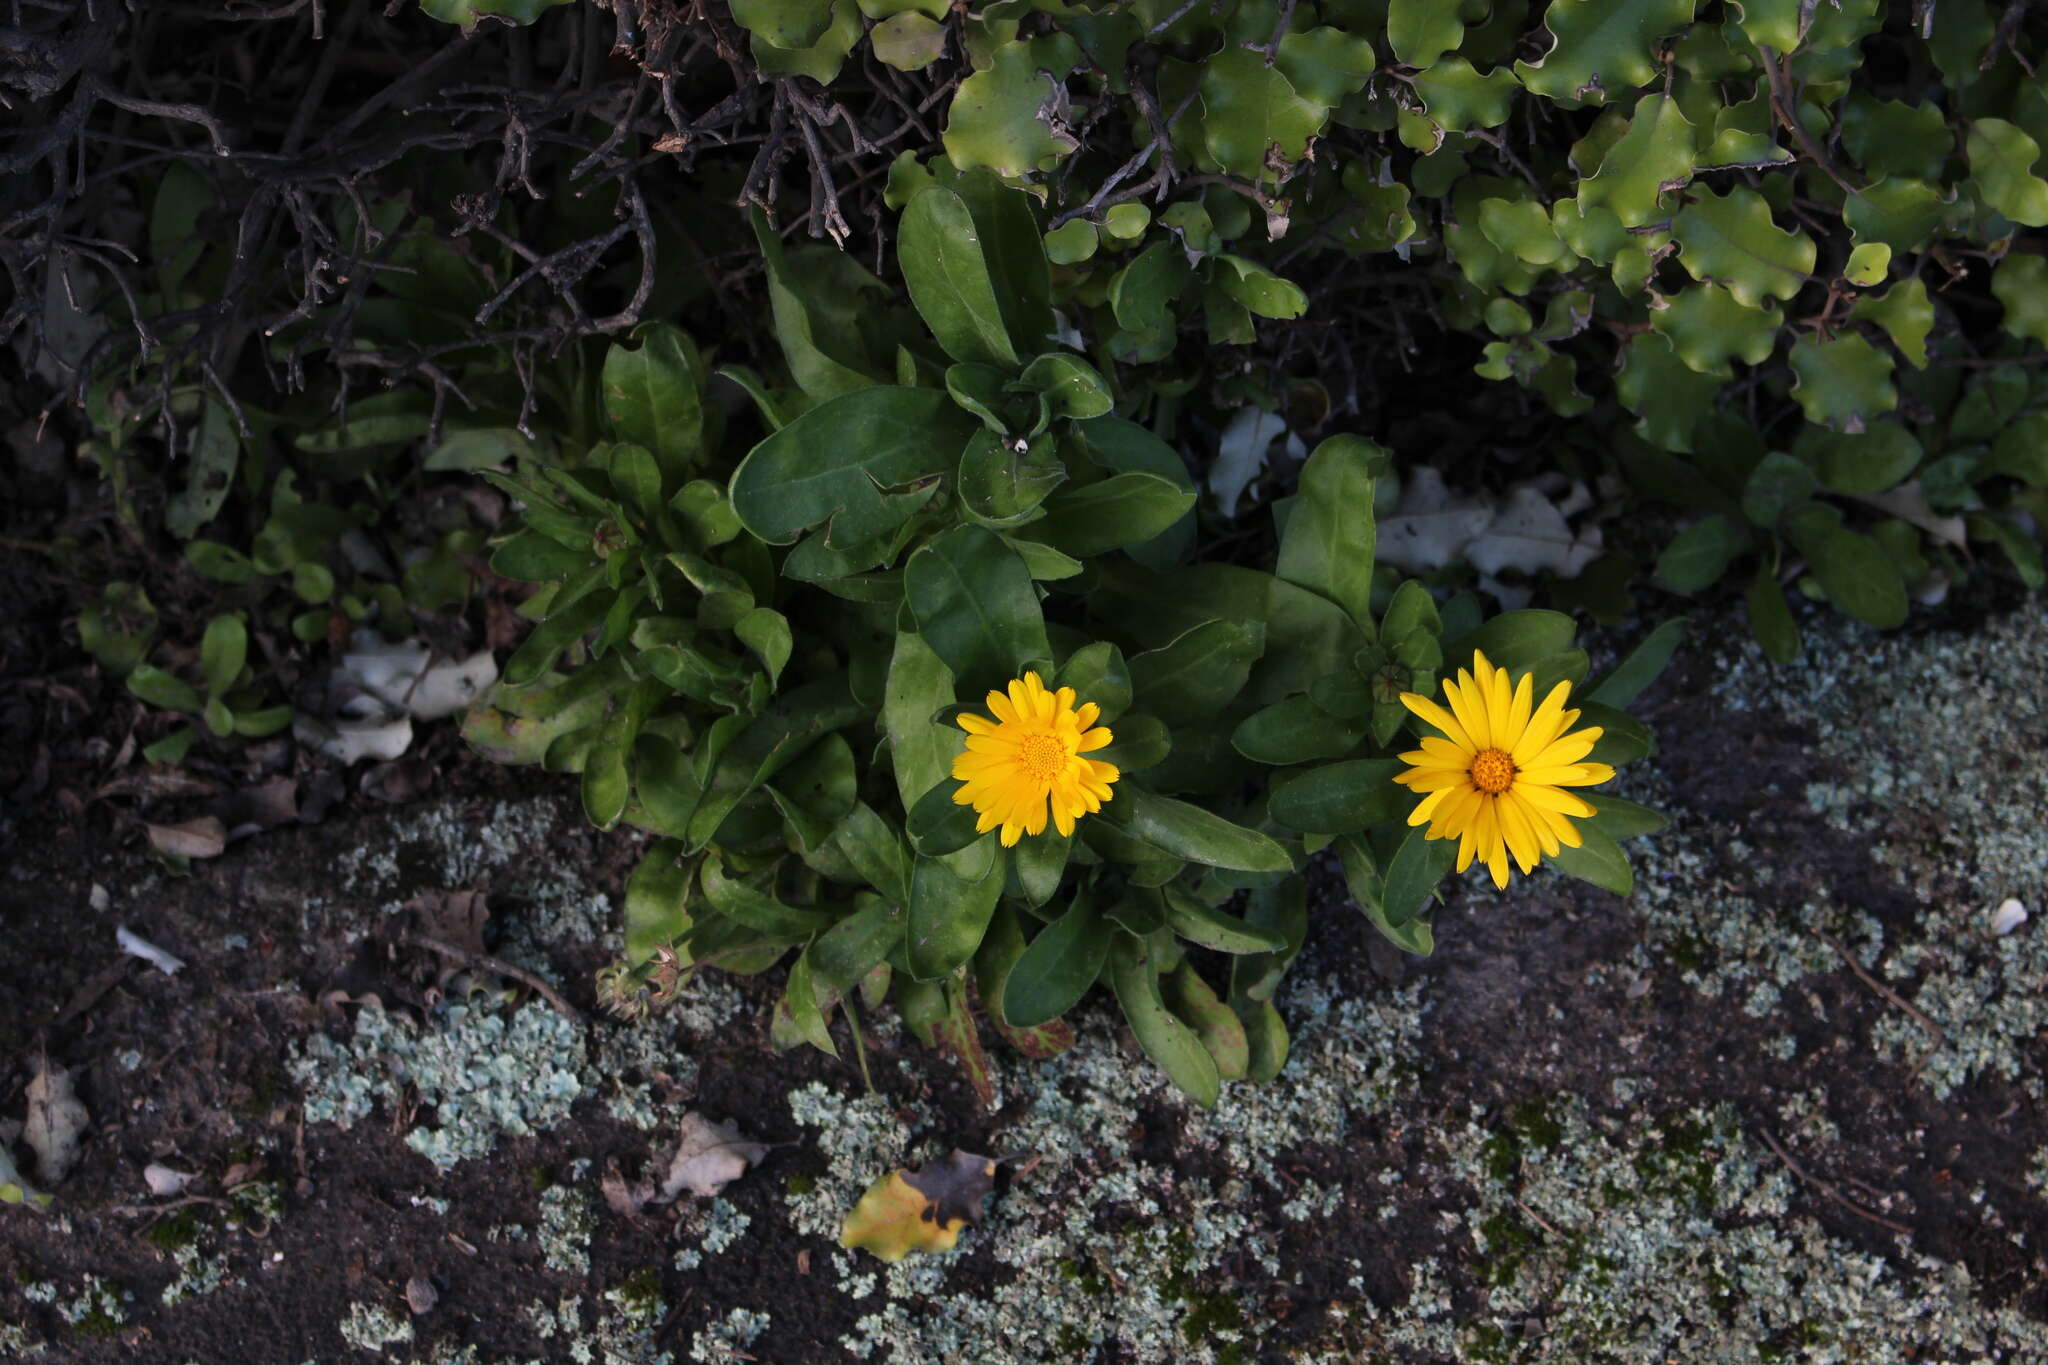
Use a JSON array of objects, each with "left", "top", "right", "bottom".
[
  {"left": 839, "top": 1149, "right": 999, "bottom": 1263},
  {"left": 25, "top": 1062, "right": 89, "bottom": 1184},
  {"left": 144, "top": 815, "right": 227, "bottom": 859},
  {"left": 659, "top": 1112, "right": 768, "bottom": 1201}
]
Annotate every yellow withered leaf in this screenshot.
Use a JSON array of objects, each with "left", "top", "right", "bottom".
[{"left": 839, "top": 1149, "right": 997, "bottom": 1262}]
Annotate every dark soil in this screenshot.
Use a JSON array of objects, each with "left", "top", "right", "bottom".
[{"left": 4, "top": 520, "right": 2047, "bottom": 1362}]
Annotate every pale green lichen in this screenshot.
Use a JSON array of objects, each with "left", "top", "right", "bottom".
[
  {"left": 338, "top": 1301, "right": 413, "bottom": 1353},
  {"left": 159, "top": 1243, "right": 233, "bottom": 1306},
  {"left": 689, "top": 1307, "right": 768, "bottom": 1364},
  {"left": 539, "top": 1185, "right": 596, "bottom": 1276}
]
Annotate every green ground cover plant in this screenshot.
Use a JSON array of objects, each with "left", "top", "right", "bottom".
[{"left": 5, "top": 0, "right": 2045, "bottom": 1102}]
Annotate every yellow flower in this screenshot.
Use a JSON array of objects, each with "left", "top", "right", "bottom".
[
  {"left": 951, "top": 671, "right": 1119, "bottom": 846},
  {"left": 1393, "top": 650, "right": 1615, "bottom": 890}
]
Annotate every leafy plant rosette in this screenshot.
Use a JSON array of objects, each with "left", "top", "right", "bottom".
[{"left": 466, "top": 172, "right": 1671, "bottom": 1105}]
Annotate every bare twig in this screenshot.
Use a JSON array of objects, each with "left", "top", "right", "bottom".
[
  {"left": 1813, "top": 930, "right": 1946, "bottom": 1079},
  {"left": 1758, "top": 1127, "right": 1911, "bottom": 1236}
]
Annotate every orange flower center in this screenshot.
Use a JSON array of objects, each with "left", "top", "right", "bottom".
[
  {"left": 1470, "top": 747, "right": 1515, "bottom": 795},
  {"left": 1016, "top": 733, "right": 1069, "bottom": 783}
]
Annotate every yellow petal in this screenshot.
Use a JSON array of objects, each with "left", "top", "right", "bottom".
[
  {"left": 958, "top": 713, "right": 995, "bottom": 736},
  {"left": 1503, "top": 790, "right": 1560, "bottom": 858},
  {"left": 1504, "top": 672, "right": 1534, "bottom": 749},
  {"left": 1407, "top": 786, "right": 1455, "bottom": 826},
  {"left": 1510, "top": 681, "right": 1575, "bottom": 765},
  {"left": 1446, "top": 669, "right": 1491, "bottom": 750},
  {"left": 1076, "top": 727, "right": 1114, "bottom": 753},
  {"left": 1074, "top": 701, "right": 1101, "bottom": 731},
  {"left": 1527, "top": 731, "right": 1600, "bottom": 769},
  {"left": 1496, "top": 792, "right": 1542, "bottom": 872},
  {"left": 1401, "top": 767, "right": 1468, "bottom": 793},
  {"left": 1514, "top": 784, "right": 1597, "bottom": 819},
  {"left": 986, "top": 689, "right": 1019, "bottom": 725},
  {"left": 1400, "top": 693, "right": 1476, "bottom": 751}
]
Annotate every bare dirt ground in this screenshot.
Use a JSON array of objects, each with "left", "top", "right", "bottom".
[{"left": 3, "top": 532, "right": 2047, "bottom": 1361}]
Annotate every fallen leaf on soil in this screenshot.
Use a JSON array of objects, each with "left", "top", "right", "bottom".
[
  {"left": 293, "top": 713, "right": 414, "bottom": 765},
  {"left": 144, "top": 1163, "right": 195, "bottom": 1196},
  {"left": 601, "top": 1159, "right": 657, "bottom": 1218},
  {"left": 25, "top": 1062, "right": 89, "bottom": 1184},
  {"left": 213, "top": 777, "right": 298, "bottom": 838},
  {"left": 659, "top": 1112, "right": 768, "bottom": 1201},
  {"left": 361, "top": 757, "right": 436, "bottom": 803},
  {"left": 0, "top": 1141, "right": 51, "bottom": 1207},
  {"left": 116, "top": 926, "right": 187, "bottom": 975},
  {"left": 839, "top": 1149, "right": 997, "bottom": 1262},
  {"left": 221, "top": 1159, "right": 265, "bottom": 1188},
  {"left": 342, "top": 638, "right": 500, "bottom": 720},
  {"left": 144, "top": 815, "right": 226, "bottom": 859},
  {"left": 93, "top": 768, "right": 224, "bottom": 803},
  {"left": 406, "top": 1276, "right": 438, "bottom": 1315}
]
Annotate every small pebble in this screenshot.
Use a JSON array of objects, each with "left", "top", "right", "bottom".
[
  {"left": 1990, "top": 898, "right": 2028, "bottom": 936},
  {"left": 405, "top": 1276, "right": 437, "bottom": 1315}
]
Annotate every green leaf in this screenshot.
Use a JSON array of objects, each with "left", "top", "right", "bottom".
[
  {"left": 1129, "top": 619, "right": 1264, "bottom": 727},
  {"left": 779, "top": 949, "right": 838, "bottom": 1057},
  {"left": 1746, "top": 562, "right": 1802, "bottom": 662},
  {"left": 1844, "top": 177, "right": 1954, "bottom": 256},
  {"left": 129, "top": 663, "right": 202, "bottom": 713},
  {"left": 871, "top": 10, "right": 945, "bottom": 69},
  {"left": 1585, "top": 618, "right": 1687, "bottom": 709},
  {"left": 1550, "top": 825, "right": 1633, "bottom": 894},
  {"left": 1740, "top": 451, "right": 1818, "bottom": 529},
  {"left": 1234, "top": 995, "right": 1290, "bottom": 1083},
  {"left": 1003, "top": 892, "right": 1111, "bottom": 1028},
  {"left": 1577, "top": 94, "right": 1696, "bottom": 228},
  {"left": 1201, "top": 46, "right": 1325, "bottom": 183},
  {"left": 1275, "top": 26, "right": 1375, "bottom": 105},
  {"left": 1160, "top": 884, "right": 1287, "bottom": 955},
  {"left": 900, "top": 188, "right": 1021, "bottom": 369},
  {"left": 748, "top": 0, "right": 859, "bottom": 81},
  {"left": 752, "top": 215, "right": 883, "bottom": 401},
  {"left": 884, "top": 631, "right": 960, "bottom": 814},
  {"left": 729, "top": 386, "right": 973, "bottom": 544},
  {"left": 1615, "top": 333, "right": 1727, "bottom": 452},
  {"left": 1672, "top": 186, "right": 1815, "bottom": 308},
  {"left": 602, "top": 324, "right": 707, "bottom": 488},
  {"left": 1094, "top": 712, "right": 1172, "bottom": 773},
  {"left": 1967, "top": 119, "right": 2048, "bottom": 226},
  {"left": 958, "top": 429, "right": 1066, "bottom": 527},
  {"left": 1650, "top": 284, "right": 1778, "bottom": 378},
  {"left": 904, "top": 526, "right": 1050, "bottom": 694},
  {"left": 1275, "top": 434, "right": 1383, "bottom": 631},
  {"left": 1110, "top": 933, "right": 1220, "bottom": 1106},
  {"left": 1839, "top": 96, "right": 1953, "bottom": 183},
  {"left": 166, "top": 399, "right": 240, "bottom": 539},
  {"left": 1479, "top": 198, "right": 1572, "bottom": 267},
  {"left": 1210, "top": 255, "right": 1308, "bottom": 320},
  {"left": 1268, "top": 759, "right": 1406, "bottom": 834},
  {"left": 906, "top": 854, "right": 1005, "bottom": 980},
  {"left": 1044, "top": 219, "right": 1098, "bottom": 264},
  {"left": 1020, "top": 472, "right": 1196, "bottom": 559},
  {"left": 1053, "top": 641, "right": 1132, "bottom": 722},
  {"left": 1809, "top": 422, "right": 1923, "bottom": 494},
  {"left": 1515, "top": 0, "right": 1697, "bottom": 106},
  {"left": 185, "top": 539, "right": 261, "bottom": 584},
  {"left": 1994, "top": 255, "right": 2048, "bottom": 349},
  {"left": 1413, "top": 57, "right": 1519, "bottom": 132},
  {"left": 943, "top": 39, "right": 1078, "bottom": 178},
  {"left": 700, "top": 854, "right": 837, "bottom": 938},
  {"left": 1850, "top": 279, "right": 1933, "bottom": 369},
  {"left": 1579, "top": 701, "right": 1654, "bottom": 766},
  {"left": 1793, "top": 525, "right": 1908, "bottom": 628},
  {"left": 1381, "top": 825, "right": 1456, "bottom": 927},
  {"left": 907, "top": 781, "right": 983, "bottom": 858},
  {"left": 735, "top": 607, "right": 792, "bottom": 688},
  {"left": 1442, "top": 609, "right": 1577, "bottom": 675},
  {"left": 1017, "top": 353, "right": 1112, "bottom": 420},
  {"left": 1788, "top": 334, "right": 1896, "bottom": 430},
  {"left": 623, "top": 842, "right": 692, "bottom": 965},
  {"left": 582, "top": 730, "right": 631, "bottom": 830},
  {"left": 1163, "top": 962, "right": 1248, "bottom": 1080},
  {"left": 1231, "top": 695, "right": 1366, "bottom": 766},
  {"left": 1388, "top": 0, "right": 1464, "bottom": 69},
  {"left": 418, "top": 0, "right": 572, "bottom": 29},
  {"left": 1104, "top": 785, "right": 1291, "bottom": 873},
  {"left": 1009, "top": 829, "right": 1071, "bottom": 908},
  {"left": 811, "top": 899, "right": 904, "bottom": 993},
  {"left": 1584, "top": 793, "right": 1669, "bottom": 840},
  {"left": 199, "top": 614, "right": 246, "bottom": 696}
]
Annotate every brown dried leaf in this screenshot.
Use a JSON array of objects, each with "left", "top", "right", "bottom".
[
  {"left": 659, "top": 1112, "right": 767, "bottom": 1201},
  {"left": 25, "top": 1062, "right": 89, "bottom": 1184},
  {"left": 143, "top": 815, "right": 227, "bottom": 859}
]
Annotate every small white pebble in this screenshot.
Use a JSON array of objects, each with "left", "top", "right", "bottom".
[
  {"left": 89, "top": 884, "right": 110, "bottom": 912},
  {"left": 1990, "top": 898, "right": 2028, "bottom": 936},
  {"left": 143, "top": 1163, "right": 195, "bottom": 1196}
]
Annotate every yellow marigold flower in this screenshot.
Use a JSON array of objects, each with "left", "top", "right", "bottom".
[
  {"left": 951, "top": 671, "right": 1119, "bottom": 846},
  {"left": 1393, "top": 649, "right": 1615, "bottom": 890}
]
